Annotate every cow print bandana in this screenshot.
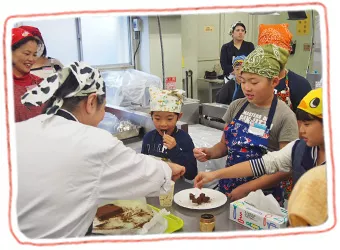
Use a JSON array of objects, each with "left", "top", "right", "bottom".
[{"left": 21, "top": 61, "right": 106, "bottom": 115}]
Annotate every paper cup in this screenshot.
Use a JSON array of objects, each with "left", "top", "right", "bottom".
[{"left": 159, "top": 180, "right": 175, "bottom": 207}]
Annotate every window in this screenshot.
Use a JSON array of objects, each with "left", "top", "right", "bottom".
[
  {"left": 80, "top": 15, "right": 131, "bottom": 66},
  {"left": 18, "top": 15, "right": 132, "bottom": 68}
]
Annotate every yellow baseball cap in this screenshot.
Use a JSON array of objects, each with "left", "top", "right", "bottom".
[{"left": 297, "top": 88, "right": 323, "bottom": 118}]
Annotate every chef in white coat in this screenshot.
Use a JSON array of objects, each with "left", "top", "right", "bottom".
[{"left": 16, "top": 61, "right": 186, "bottom": 239}]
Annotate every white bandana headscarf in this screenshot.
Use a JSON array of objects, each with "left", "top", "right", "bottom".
[
  {"left": 21, "top": 61, "right": 105, "bottom": 115},
  {"left": 229, "top": 20, "right": 244, "bottom": 36},
  {"left": 149, "top": 87, "right": 185, "bottom": 113}
]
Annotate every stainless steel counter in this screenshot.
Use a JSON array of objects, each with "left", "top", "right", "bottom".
[{"left": 146, "top": 179, "right": 249, "bottom": 233}]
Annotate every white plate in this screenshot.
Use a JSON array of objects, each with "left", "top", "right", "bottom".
[{"left": 174, "top": 188, "right": 228, "bottom": 210}]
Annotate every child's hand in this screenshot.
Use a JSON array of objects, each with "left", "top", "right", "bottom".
[
  {"left": 194, "top": 171, "right": 216, "bottom": 189},
  {"left": 193, "top": 148, "right": 210, "bottom": 162},
  {"left": 163, "top": 134, "right": 177, "bottom": 150},
  {"left": 227, "top": 184, "right": 250, "bottom": 202}
]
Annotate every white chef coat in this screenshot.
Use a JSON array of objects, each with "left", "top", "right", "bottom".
[{"left": 15, "top": 113, "right": 172, "bottom": 239}]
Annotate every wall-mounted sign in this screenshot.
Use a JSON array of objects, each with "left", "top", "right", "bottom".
[
  {"left": 303, "top": 43, "right": 311, "bottom": 51},
  {"left": 165, "top": 77, "right": 177, "bottom": 90},
  {"left": 204, "top": 26, "right": 214, "bottom": 32},
  {"left": 297, "top": 13, "right": 310, "bottom": 35}
]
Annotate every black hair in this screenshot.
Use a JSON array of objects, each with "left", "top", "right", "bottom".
[
  {"left": 42, "top": 71, "right": 106, "bottom": 114},
  {"left": 232, "top": 22, "right": 246, "bottom": 33},
  {"left": 12, "top": 36, "right": 41, "bottom": 52},
  {"left": 296, "top": 108, "right": 323, "bottom": 123},
  {"left": 41, "top": 43, "right": 47, "bottom": 57}
]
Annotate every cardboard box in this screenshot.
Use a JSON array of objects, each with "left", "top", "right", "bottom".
[{"left": 229, "top": 198, "right": 288, "bottom": 230}]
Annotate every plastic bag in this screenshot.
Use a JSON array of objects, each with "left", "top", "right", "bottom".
[
  {"left": 187, "top": 124, "right": 225, "bottom": 188},
  {"left": 101, "top": 71, "right": 125, "bottom": 106},
  {"left": 101, "top": 69, "right": 162, "bottom": 107},
  {"left": 97, "top": 112, "right": 120, "bottom": 134},
  {"left": 139, "top": 208, "right": 169, "bottom": 235}
]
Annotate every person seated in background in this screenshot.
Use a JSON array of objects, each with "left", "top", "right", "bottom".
[
  {"left": 220, "top": 21, "right": 255, "bottom": 82},
  {"left": 216, "top": 55, "right": 246, "bottom": 105},
  {"left": 288, "top": 164, "right": 327, "bottom": 227},
  {"left": 19, "top": 25, "right": 64, "bottom": 79},
  {"left": 12, "top": 27, "right": 44, "bottom": 122},
  {"left": 141, "top": 87, "right": 198, "bottom": 181},
  {"left": 194, "top": 88, "right": 325, "bottom": 191},
  {"left": 232, "top": 23, "right": 312, "bottom": 113}
]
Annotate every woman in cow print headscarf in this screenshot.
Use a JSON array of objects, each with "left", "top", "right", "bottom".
[
  {"left": 16, "top": 61, "right": 185, "bottom": 239},
  {"left": 21, "top": 61, "right": 107, "bottom": 126}
]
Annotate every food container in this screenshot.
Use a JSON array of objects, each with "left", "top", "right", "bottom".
[
  {"left": 200, "top": 214, "right": 215, "bottom": 232},
  {"left": 112, "top": 120, "right": 141, "bottom": 140},
  {"left": 113, "top": 127, "right": 141, "bottom": 140},
  {"left": 159, "top": 181, "right": 175, "bottom": 207}
]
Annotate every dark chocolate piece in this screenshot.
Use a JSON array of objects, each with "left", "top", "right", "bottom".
[
  {"left": 96, "top": 204, "right": 124, "bottom": 221},
  {"left": 190, "top": 193, "right": 211, "bottom": 204}
]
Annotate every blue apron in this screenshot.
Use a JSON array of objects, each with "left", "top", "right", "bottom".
[{"left": 219, "top": 96, "right": 284, "bottom": 205}]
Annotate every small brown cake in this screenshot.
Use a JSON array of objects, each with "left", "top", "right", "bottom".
[
  {"left": 190, "top": 193, "right": 211, "bottom": 204},
  {"left": 96, "top": 204, "right": 124, "bottom": 221}
]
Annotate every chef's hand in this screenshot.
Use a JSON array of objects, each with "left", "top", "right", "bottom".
[
  {"left": 227, "top": 185, "right": 250, "bottom": 202},
  {"left": 163, "top": 134, "right": 177, "bottom": 150},
  {"left": 194, "top": 171, "right": 216, "bottom": 189},
  {"left": 168, "top": 162, "right": 186, "bottom": 181},
  {"left": 193, "top": 148, "right": 211, "bottom": 162}
]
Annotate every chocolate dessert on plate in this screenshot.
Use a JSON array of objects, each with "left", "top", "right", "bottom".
[{"left": 189, "top": 193, "right": 210, "bottom": 205}]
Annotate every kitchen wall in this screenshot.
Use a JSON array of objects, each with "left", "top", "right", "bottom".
[
  {"left": 138, "top": 10, "right": 321, "bottom": 101},
  {"left": 19, "top": 11, "right": 321, "bottom": 101},
  {"left": 137, "top": 15, "right": 183, "bottom": 89}
]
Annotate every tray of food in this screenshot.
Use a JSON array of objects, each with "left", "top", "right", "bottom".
[
  {"left": 92, "top": 200, "right": 183, "bottom": 235},
  {"left": 112, "top": 121, "right": 141, "bottom": 140}
]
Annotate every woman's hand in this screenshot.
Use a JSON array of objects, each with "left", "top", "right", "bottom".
[{"left": 167, "top": 162, "right": 186, "bottom": 181}]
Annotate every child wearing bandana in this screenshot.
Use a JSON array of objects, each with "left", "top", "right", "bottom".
[
  {"left": 216, "top": 55, "right": 246, "bottom": 105},
  {"left": 231, "top": 23, "right": 312, "bottom": 114},
  {"left": 141, "top": 87, "right": 198, "bottom": 180},
  {"left": 194, "top": 88, "right": 325, "bottom": 199},
  {"left": 194, "top": 44, "right": 299, "bottom": 205}
]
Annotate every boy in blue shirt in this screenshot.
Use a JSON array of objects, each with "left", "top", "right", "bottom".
[{"left": 141, "top": 87, "right": 198, "bottom": 180}]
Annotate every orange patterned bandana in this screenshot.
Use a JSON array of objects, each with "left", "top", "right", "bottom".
[{"left": 258, "top": 23, "right": 293, "bottom": 51}]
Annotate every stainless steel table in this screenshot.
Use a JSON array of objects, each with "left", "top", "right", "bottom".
[{"left": 146, "top": 179, "right": 249, "bottom": 233}]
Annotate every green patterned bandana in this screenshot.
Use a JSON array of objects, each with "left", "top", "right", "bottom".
[{"left": 241, "top": 44, "right": 289, "bottom": 78}]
